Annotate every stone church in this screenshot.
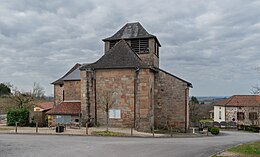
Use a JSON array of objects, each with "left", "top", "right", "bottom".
[{"left": 48, "top": 22, "right": 192, "bottom": 132}]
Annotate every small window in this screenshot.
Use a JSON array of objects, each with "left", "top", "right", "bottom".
[
  {"left": 249, "top": 112, "right": 257, "bottom": 120},
  {"left": 237, "top": 112, "right": 245, "bottom": 120},
  {"left": 219, "top": 111, "right": 221, "bottom": 119}
]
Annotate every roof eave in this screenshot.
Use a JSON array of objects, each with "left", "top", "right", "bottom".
[{"left": 102, "top": 36, "right": 161, "bottom": 47}]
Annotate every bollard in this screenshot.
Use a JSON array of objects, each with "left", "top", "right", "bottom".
[
  {"left": 36, "top": 122, "right": 38, "bottom": 133},
  {"left": 131, "top": 127, "right": 133, "bottom": 136},
  {"left": 15, "top": 122, "right": 18, "bottom": 133},
  {"left": 170, "top": 127, "right": 173, "bottom": 137},
  {"left": 152, "top": 126, "right": 155, "bottom": 137},
  {"left": 86, "top": 122, "right": 88, "bottom": 135}
]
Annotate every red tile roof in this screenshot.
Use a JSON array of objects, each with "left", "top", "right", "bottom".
[
  {"left": 36, "top": 102, "right": 54, "bottom": 111},
  {"left": 215, "top": 95, "right": 260, "bottom": 107},
  {"left": 46, "top": 102, "right": 81, "bottom": 115}
]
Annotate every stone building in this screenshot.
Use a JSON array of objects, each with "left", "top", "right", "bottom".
[
  {"left": 47, "top": 64, "right": 81, "bottom": 125},
  {"left": 50, "top": 22, "right": 192, "bottom": 132},
  {"left": 214, "top": 95, "right": 260, "bottom": 127},
  {"left": 33, "top": 102, "right": 54, "bottom": 127}
]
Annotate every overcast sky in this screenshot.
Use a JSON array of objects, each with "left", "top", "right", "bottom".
[{"left": 0, "top": 0, "right": 260, "bottom": 97}]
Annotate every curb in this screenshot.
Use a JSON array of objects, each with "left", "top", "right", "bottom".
[{"left": 0, "top": 131, "right": 218, "bottom": 138}]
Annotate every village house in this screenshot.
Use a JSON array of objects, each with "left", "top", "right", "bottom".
[
  {"left": 48, "top": 22, "right": 192, "bottom": 132},
  {"left": 214, "top": 95, "right": 260, "bottom": 127},
  {"left": 33, "top": 102, "right": 54, "bottom": 127}
]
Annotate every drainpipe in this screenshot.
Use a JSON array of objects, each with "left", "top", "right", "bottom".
[
  {"left": 134, "top": 67, "right": 140, "bottom": 129},
  {"left": 93, "top": 70, "right": 97, "bottom": 125},
  {"left": 184, "top": 87, "right": 188, "bottom": 133}
]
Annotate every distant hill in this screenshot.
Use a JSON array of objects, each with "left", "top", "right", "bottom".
[{"left": 193, "top": 96, "right": 227, "bottom": 104}]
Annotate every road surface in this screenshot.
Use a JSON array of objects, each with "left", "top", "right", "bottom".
[{"left": 0, "top": 131, "right": 259, "bottom": 157}]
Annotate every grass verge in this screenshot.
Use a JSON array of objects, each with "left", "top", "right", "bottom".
[
  {"left": 0, "top": 127, "right": 13, "bottom": 131},
  {"left": 227, "top": 141, "right": 260, "bottom": 156},
  {"left": 91, "top": 130, "right": 128, "bottom": 136},
  {"left": 214, "top": 141, "right": 260, "bottom": 157}
]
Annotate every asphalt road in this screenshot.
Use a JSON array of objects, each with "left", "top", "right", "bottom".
[{"left": 0, "top": 131, "right": 259, "bottom": 157}]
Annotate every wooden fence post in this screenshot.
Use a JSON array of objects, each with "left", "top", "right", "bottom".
[
  {"left": 86, "top": 122, "right": 88, "bottom": 135},
  {"left": 15, "top": 122, "right": 18, "bottom": 133},
  {"left": 36, "top": 122, "right": 38, "bottom": 133}
]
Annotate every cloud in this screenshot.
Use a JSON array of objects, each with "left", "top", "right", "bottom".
[{"left": 0, "top": 0, "right": 259, "bottom": 96}]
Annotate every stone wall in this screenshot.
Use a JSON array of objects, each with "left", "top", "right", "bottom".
[
  {"left": 64, "top": 80, "right": 81, "bottom": 101},
  {"left": 154, "top": 70, "right": 189, "bottom": 132},
  {"left": 54, "top": 85, "right": 63, "bottom": 105},
  {"left": 138, "top": 53, "right": 159, "bottom": 68},
  {"left": 80, "top": 70, "right": 95, "bottom": 125},
  {"left": 226, "top": 106, "right": 260, "bottom": 126},
  {"left": 135, "top": 69, "right": 155, "bottom": 131},
  {"left": 95, "top": 69, "right": 135, "bottom": 128}
]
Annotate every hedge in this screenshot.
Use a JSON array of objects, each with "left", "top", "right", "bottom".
[{"left": 7, "top": 108, "right": 29, "bottom": 126}]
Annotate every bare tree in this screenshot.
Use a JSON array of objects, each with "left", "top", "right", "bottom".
[
  {"left": 98, "top": 90, "right": 116, "bottom": 131},
  {"left": 32, "top": 82, "right": 45, "bottom": 99},
  {"left": 251, "top": 67, "right": 260, "bottom": 94},
  {"left": 11, "top": 90, "right": 34, "bottom": 109},
  {"left": 189, "top": 96, "right": 200, "bottom": 122}
]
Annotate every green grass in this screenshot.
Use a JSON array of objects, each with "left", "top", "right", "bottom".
[
  {"left": 227, "top": 141, "right": 260, "bottom": 156},
  {"left": 199, "top": 119, "right": 213, "bottom": 123},
  {"left": 91, "top": 130, "right": 128, "bottom": 136}
]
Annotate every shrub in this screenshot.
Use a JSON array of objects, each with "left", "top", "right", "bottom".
[
  {"left": 210, "top": 127, "right": 220, "bottom": 135},
  {"left": 7, "top": 108, "right": 29, "bottom": 126},
  {"left": 208, "top": 126, "right": 212, "bottom": 132},
  {"left": 245, "top": 125, "right": 259, "bottom": 133}
]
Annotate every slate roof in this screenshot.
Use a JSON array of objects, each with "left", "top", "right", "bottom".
[
  {"left": 215, "top": 95, "right": 260, "bottom": 107},
  {"left": 80, "top": 40, "right": 149, "bottom": 70},
  {"left": 51, "top": 63, "right": 81, "bottom": 85},
  {"left": 103, "top": 22, "right": 161, "bottom": 46},
  {"left": 35, "top": 102, "right": 54, "bottom": 111},
  {"left": 46, "top": 101, "right": 81, "bottom": 115}
]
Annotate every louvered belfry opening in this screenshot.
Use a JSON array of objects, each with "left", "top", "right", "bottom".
[
  {"left": 130, "top": 39, "right": 149, "bottom": 53},
  {"left": 109, "top": 38, "right": 149, "bottom": 54}
]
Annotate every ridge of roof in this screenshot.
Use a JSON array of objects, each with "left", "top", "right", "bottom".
[
  {"left": 102, "top": 22, "right": 161, "bottom": 46},
  {"left": 215, "top": 95, "right": 260, "bottom": 107},
  {"left": 80, "top": 40, "right": 149, "bottom": 70},
  {"left": 51, "top": 63, "right": 81, "bottom": 85}
]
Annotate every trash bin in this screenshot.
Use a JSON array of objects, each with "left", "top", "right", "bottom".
[{"left": 56, "top": 126, "right": 64, "bottom": 133}]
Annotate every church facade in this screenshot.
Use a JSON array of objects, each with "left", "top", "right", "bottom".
[{"left": 50, "top": 22, "right": 192, "bottom": 132}]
